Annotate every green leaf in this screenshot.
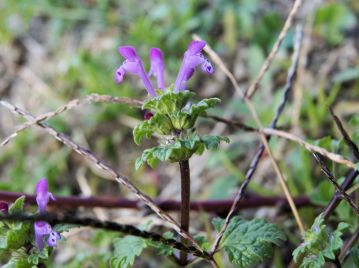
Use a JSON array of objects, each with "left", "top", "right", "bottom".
[
  {"left": 292, "top": 214, "right": 349, "bottom": 267},
  {"left": 6, "top": 223, "right": 31, "bottom": 250},
  {"left": 9, "top": 196, "right": 26, "bottom": 214},
  {"left": 355, "top": 162, "right": 359, "bottom": 172},
  {"left": 53, "top": 224, "right": 79, "bottom": 233},
  {"left": 147, "top": 231, "right": 175, "bottom": 256},
  {"left": 135, "top": 135, "right": 229, "bottom": 168},
  {"left": 143, "top": 90, "right": 194, "bottom": 114},
  {"left": 213, "top": 216, "right": 286, "bottom": 268},
  {"left": 110, "top": 236, "right": 148, "bottom": 268}
]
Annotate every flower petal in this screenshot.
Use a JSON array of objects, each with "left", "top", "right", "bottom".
[
  {"left": 186, "top": 41, "right": 206, "bottom": 56},
  {"left": 201, "top": 58, "right": 214, "bottom": 74},
  {"left": 34, "top": 221, "right": 52, "bottom": 250},
  {"left": 118, "top": 46, "right": 138, "bottom": 60},
  {"left": 36, "top": 178, "right": 50, "bottom": 214},
  {"left": 149, "top": 48, "right": 165, "bottom": 89},
  {"left": 47, "top": 231, "right": 61, "bottom": 247}
]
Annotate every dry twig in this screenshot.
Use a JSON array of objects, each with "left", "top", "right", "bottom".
[
  {"left": 0, "top": 212, "right": 208, "bottom": 259},
  {"left": 312, "top": 153, "right": 358, "bottom": 215},
  {"left": 245, "top": 0, "right": 303, "bottom": 98},
  {"left": 0, "top": 94, "right": 143, "bottom": 147}
]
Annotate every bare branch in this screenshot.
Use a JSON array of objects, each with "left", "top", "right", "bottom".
[
  {"left": 0, "top": 94, "right": 143, "bottom": 147},
  {"left": 312, "top": 153, "right": 359, "bottom": 215},
  {"left": 330, "top": 108, "right": 359, "bottom": 161},
  {"left": 0, "top": 212, "right": 209, "bottom": 259},
  {"left": 0, "top": 191, "right": 313, "bottom": 212},
  {"left": 245, "top": 0, "right": 303, "bottom": 98}
]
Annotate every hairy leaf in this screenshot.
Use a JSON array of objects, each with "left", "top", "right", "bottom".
[
  {"left": 293, "top": 214, "right": 349, "bottom": 267},
  {"left": 110, "top": 236, "right": 148, "bottom": 268},
  {"left": 213, "top": 216, "right": 286, "bottom": 268},
  {"left": 8, "top": 196, "right": 25, "bottom": 214},
  {"left": 135, "top": 135, "right": 229, "bottom": 169}
]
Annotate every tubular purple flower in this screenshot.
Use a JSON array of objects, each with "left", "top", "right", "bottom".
[
  {"left": 115, "top": 46, "right": 156, "bottom": 97},
  {"left": 47, "top": 230, "right": 61, "bottom": 247},
  {"left": 36, "top": 178, "right": 55, "bottom": 214},
  {"left": 173, "top": 41, "right": 214, "bottom": 92},
  {"left": 148, "top": 48, "right": 165, "bottom": 89},
  {"left": 34, "top": 221, "right": 60, "bottom": 250}
]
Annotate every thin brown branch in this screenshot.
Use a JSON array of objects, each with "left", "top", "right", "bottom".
[
  {"left": 0, "top": 99, "right": 203, "bottom": 253},
  {"left": 205, "top": 114, "right": 358, "bottom": 170},
  {"left": 0, "top": 212, "right": 209, "bottom": 259},
  {"left": 245, "top": 0, "right": 303, "bottom": 98},
  {"left": 262, "top": 128, "right": 357, "bottom": 169},
  {"left": 312, "top": 153, "right": 359, "bottom": 215},
  {"left": 0, "top": 191, "right": 313, "bottom": 212},
  {"left": 323, "top": 170, "right": 358, "bottom": 219},
  {"left": 330, "top": 108, "right": 359, "bottom": 160},
  {"left": 339, "top": 228, "right": 359, "bottom": 261},
  {"left": 203, "top": 114, "right": 257, "bottom": 132},
  {"left": 0, "top": 94, "right": 143, "bottom": 147}
]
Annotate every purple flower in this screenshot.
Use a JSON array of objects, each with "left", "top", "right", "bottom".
[
  {"left": 148, "top": 48, "right": 165, "bottom": 89},
  {"left": 115, "top": 46, "right": 156, "bottom": 97},
  {"left": 34, "top": 221, "right": 60, "bottom": 250},
  {"left": 0, "top": 201, "right": 8, "bottom": 214},
  {"left": 173, "top": 40, "right": 214, "bottom": 92},
  {"left": 36, "top": 178, "right": 55, "bottom": 214},
  {"left": 144, "top": 110, "right": 154, "bottom": 120}
]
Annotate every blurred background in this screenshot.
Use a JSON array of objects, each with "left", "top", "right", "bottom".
[{"left": 0, "top": 0, "right": 359, "bottom": 267}]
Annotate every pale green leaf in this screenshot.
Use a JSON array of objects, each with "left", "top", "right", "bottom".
[
  {"left": 213, "top": 216, "right": 286, "bottom": 268},
  {"left": 110, "top": 236, "right": 147, "bottom": 268}
]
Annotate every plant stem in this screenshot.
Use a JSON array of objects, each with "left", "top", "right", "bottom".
[{"left": 179, "top": 160, "right": 191, "bottom": 266}]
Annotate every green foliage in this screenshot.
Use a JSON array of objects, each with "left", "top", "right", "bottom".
[
  {"left": 343, "top": 245, "right": 359, "bottom": 268},
  {"left": 314, "top": 3, "right": 356, "bottom": 45},
  {"left": 146, "top": 231, "right": 175, "bottom": 256},
  {"left": 0, "top": 196, "right": 30, "bottom": 250},
  {"left": 213, "top": 216, "right": 286, "bottom": 268},
  {"left": 134, "top": 90, "right": 228, "bottom": 168},
  {"left": 293, "top": 214, "right": 349, "bottom": 267},
  {"left": 111, "top": 232, "right": 179, "bottom": 267},
  {"left": 134, "top": 90, "right": 221, "bottom": 145},
  {"left": 8, "top": 196, "right": 25, "bottom": 215},
  {"left": 110, "top": 236, "right": 148, "bottom": 268},
  {"left": 135, "top": 134, "right": 229, "bottom": 169}
]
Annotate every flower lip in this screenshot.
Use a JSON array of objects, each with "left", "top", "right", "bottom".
[
  {"left": 149, "top": 47, "right": 165, "bottom": 89},
  {"left": 118, "top": 46, "right": 138, "bottom": 60},
  {"left": 150, "top": 48, "right": 163, "bottom": 62},
  {"left": 36, "top": 178, "right": 48, "bottom": 194},
  {"left": 187, "top": 41, "right": 206, "bottom": 56},
  {"left": 36, "top": 178, "right": 55, "bottom": 214}
]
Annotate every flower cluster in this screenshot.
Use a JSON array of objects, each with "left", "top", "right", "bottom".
[
  {"left": 115, "top": 40, "right": 214, "bottom": 96},
  {"left": 34, "top": 178, "right": 60, "bottom": 250}
]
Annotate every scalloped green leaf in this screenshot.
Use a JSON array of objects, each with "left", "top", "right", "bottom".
[
  {"left": 110, "top": 236, "right": 148, "bottom": 268},
  {"left": 133, "top": 114, "right": 174, "bottom": 144},
  {"left": 9, "top": 196, "right": 25, "bottom": 214},
  {"left": 143, "top": 91, "right": 195, "bottom": 114},
  {"left": 213, "top": 216, "right": 286, "bottom": 268},
  {"left": 135, "top": 135, "right": 229, "bottom": 168},
  {"left": 293, "top": 214, "right": 349, "bottom": 267}
]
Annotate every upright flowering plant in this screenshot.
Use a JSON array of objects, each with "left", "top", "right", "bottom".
[
  {"left": 34, "top": 178, "right": 60, "bottom": 251},
  {"left": 115, "top": 40, "right": 229, "bottom": 169},
  {"left": 115, "top": 40, "right": 229, "bottom": 265}
]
